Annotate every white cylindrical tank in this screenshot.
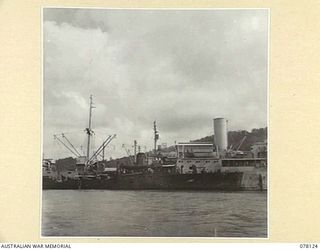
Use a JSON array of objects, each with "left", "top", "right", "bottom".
[{"left": 214, "top": 118, "right": 228, "bottom": 151}]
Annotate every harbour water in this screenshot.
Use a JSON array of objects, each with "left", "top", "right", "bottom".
[{"left": 42, "top": 190, "right": 267, "bottom": 237}]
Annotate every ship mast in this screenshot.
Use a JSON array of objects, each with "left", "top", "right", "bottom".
[
  {"left": 86, "top": 95, "right": 95, "bottom": 160},
  {"left": 153, "top": 120, "right": 159, "bottom": 154},
  {"left": 134, "top": 140, "right": 137, "bottom": 164}
]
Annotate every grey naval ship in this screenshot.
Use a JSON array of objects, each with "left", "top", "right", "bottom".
[{"left": 42, "top": 96, "right": 267, "bottom": 191}]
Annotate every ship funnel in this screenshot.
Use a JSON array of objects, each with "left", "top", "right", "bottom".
[{"left": 213, "top": 118, "right": 228, "bottom": 152}]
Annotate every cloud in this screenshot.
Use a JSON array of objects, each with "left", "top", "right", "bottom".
[{"left": 43, "top": 9, "right": 268, "bottom": 159}]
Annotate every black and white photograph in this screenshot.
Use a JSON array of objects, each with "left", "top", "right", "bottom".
[{"left": 42, "top": 8, "right": 268, "bottom": 237}]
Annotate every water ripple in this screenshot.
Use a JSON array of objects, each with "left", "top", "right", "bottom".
[{"left": 42, "top": 190, "right": 267, "bottom": 237}]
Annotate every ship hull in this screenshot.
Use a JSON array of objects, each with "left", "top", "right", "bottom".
[
  {"left": 42, "top": 171, "right": 266, "bottom": 191},
  {"left": 42, "top": 177, "right": 79, "bottom": 189},
  {"left": 113, "top": 172, "right": 244, "bottom": 190}
]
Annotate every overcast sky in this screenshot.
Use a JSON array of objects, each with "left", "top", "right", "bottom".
[{"left": 43, "top": 8, "right": 268, "bottom": 160}]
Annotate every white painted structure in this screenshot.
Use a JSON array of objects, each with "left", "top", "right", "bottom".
[
  {"left": 213, "top": 118, "right": 228, "bottom": 152},
  {"left": 176, "top": 143, "right": 220, "bottom": 174}
]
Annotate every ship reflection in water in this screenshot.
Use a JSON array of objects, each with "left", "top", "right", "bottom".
[{"left": 42, "top": 190, "right": 267, "bottom": 237}]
